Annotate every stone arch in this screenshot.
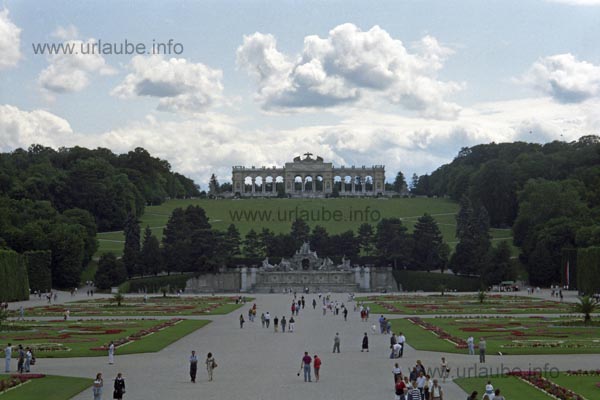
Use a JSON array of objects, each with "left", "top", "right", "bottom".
[
  {"left": 294, "top": 175, "right": 303, "bottom": 191},
  {"left": 275, "top": 175, "right": 285, "bottom": 193},
  {"left": 255, "top": 176, "right": 264, "bottom": 193},
  {"left": 315, "top": 175, "right": 324, "bottom": 192},
  {"left": 333, "top": 176, "right": 343, "bottom": 192},
  {"left": 365, "top": 175, "right": 373, "bottom": 191},
  {"left": 343, "top": 175, "right": 352, "bottom": 193},
  {"left": 244, "top": 176, "right": 253, "bottom": 193},
  {"left": 265, "top": 176, "right": 274, "bottom": 192},
  {"left": 304, "top": 175, "right": 314, "bottom": 192}
]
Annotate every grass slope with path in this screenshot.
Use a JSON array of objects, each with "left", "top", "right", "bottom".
[
  {"left": 0, "top": 374, "right": 91, "bottom": 400},
  {"left": 96, "top": 197, "right": 514, "bottom": 256}
]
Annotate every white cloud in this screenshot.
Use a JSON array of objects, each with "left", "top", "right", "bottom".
[
  {"left": 2, "top": 95, "right": 598, "bottom": 188},
  {"left": 0, "top": 105, "right": 75, "bottom": 151},
  {"left": 52, "top": 25, "right": 79, "bottom": 40},
  {"left": 111, "top": 55, "right": 224, "bottom": 114},
  {"left": 237, "top": 24, "right": 462, "bottom": 119},
  {"left": 521, "top": 53, "right": 600, "bottom": 102},
  {"left": 38, "top": 38, "right": 117, "bottom": 94},
  {"left": 0, "top": 9, "right": 22, "bottom": 69}
]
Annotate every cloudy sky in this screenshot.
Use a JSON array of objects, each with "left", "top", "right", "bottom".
[{"left": 1, "top": 0, "right": 600, "bottom": 188}]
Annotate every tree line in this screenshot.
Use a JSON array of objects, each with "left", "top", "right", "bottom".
[
  {"left": 0, "top": 145, "right": 200, "bottom": 289},
  {"left": 96, "top": 205, "right": 512, "bottom": 289},
  {"left": 410, "top": 135, "right": 600, "bottom": 286}
]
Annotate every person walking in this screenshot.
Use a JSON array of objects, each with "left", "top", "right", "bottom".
[
  {"left": 108, "top": 341, "right": 115, "bottom": 365},
  {"left": 493, "top": 388, "right": 505, "bottom": 400},
  {"left": 281, "top": 316, "right": 287, "bottom": 332},
  {"left": 441, "top": 357, "right": 449, "bottom": 383},
  {"left": 333, "top": 332, "right": 341, "bottom": 353},
  {"left": 395, "top": 375, "right": 407, "bottom": 400},
  {"left": 467, "top": 391, "right": 478, "bottom": 400},
  {"left": 313, "top": 354, "right": 321, "bottom": 382},
  {"left": 392, "top": 363, "right": 402, "bottom": 384},
  {"left": 312, "top": 298, "right": 317, "bottom": 309},
  {"left": 261, "top": 313, "right": 265, "bottom": 328},
  {"left": 343, "top": 307, "right": 348, "bottom": 321},
  {"left": 467, "top": 336, "right": 475, "bottom": 355},
  {"left": 92, "top": 373, "right": 103, "bottom": 400},
  {"left": 17, "top": 345, "right": 24, "bottom": 373},
  {"left": 4, "top": 343, "right": 11, "bottom": 372},
  {"left": 189, "top": 350, "right": 198, "bottom": 383},
  {"left": 361, "top": 332, "right": 369, "bottom": 352},
  {"left": 398, "top": 332, "right": 406, "bottom": 357},
  {"left": 406, "top": 380, "right": 421, "bottom": 400},
  {"left": 479, "top": 338, "right": 487, "bottom": 363},
  {"left": 273, "top": 316, "right": 279, "bottom": 332},
  {"left": 239, "top": 314, "right": 245, "bottom": 329},
  {"left": 264, "top": 312, "right": 271, "bottom": 328},
  {"left": 24, "top": 347, "right": 32, "bottom": 373},
  {"left": 113, "top": 372, "right": 125, "bottom": 400},
  {"left": 206, "top": 352, "right": 216, "bottom": 382},
  {"left": 430, "top": 378, "right": 444, "bottom": 400},
  {"left": 300, "top": 352, "right": 312, "bottom": 382},
  {"left": 289, "top": 316, "right": 295, "bottom": 332}
]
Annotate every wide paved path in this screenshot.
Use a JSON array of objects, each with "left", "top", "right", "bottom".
[{"left": 15, "top": 292, "right": 600, "bottom": 400}]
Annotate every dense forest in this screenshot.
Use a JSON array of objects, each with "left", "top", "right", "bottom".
[
  {"left": 412, "top": 135, "right": 600, "bottom": 286},
  {"left": 0, "top": 145, "right": 199, "bottom": 288}
]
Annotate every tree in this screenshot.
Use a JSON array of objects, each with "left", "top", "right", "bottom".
[
  {"left": 375, "top": 218, "right": 413, "bottom": 268},
  {"left": 393, "top": 171, "right": 407, "bottom": 194},
  {"left": 162, "top": 208, "right": 189, "bottom": 275},
  {"left": 573, "top": 296, "right": 598, "bottom": 323},
  {"left": 185, "top": 206, "right": 214, "bottom": 273},
  {"left": 329, "top": 230, "right": 360, "bottom": 259},
  {"left": 481, "top": 241, "right": 513, "bottom": 286},
  {"left": 224, "top": 224, "right": 241, "bottom": 257},
  {"left": 469, "top": 160, "right": 518, "bottom": 226},
  {"left": 209, "top": 174, "right": 220, "bottom": 195},
  {"left": 49, "top": 223, "right": 85, "bottom": 288},
  {"left": 243, "top": 229, "right": 261, "bottom": 258},
  {"left": 290, "top": 219, "right": 310, "bottom": 247},
  {"left": 95, "top": 253, "right": 127, "bottom": 290},
  {"left": 113, "top": 291, "right": 125, "bottom": 307},
  {"left": 449, "top": 201, "right": 491, "bottom": 276},
  {"left": 412, "top": 214, "right": 449, "bottom": 272},
  {"left": 122, "top": 213, "right": 141, "bottom": 278},
  {"left": 140, "top": 226, "right": 162, "bottom": 276},
  {"left": 310, "top": 225, "right": 329, "bottom": 256},
  {"left": 357, "top": 223, "right": 374, "bottom": 255},
  {"left": 410, "top": 173, "right": 419, "bottom": 193}
]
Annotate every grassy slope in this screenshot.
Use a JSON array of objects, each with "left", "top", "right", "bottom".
[
  {"left": 550, "top": 373, "right": 600, "bottom": 399},
  {"left": 0, "top": 375, "right": 91, "bottom": 400},
  {"left": 96, "top": 197, "right": 513, "bottom": 256}
]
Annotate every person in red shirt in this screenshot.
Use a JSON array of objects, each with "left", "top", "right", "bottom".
[
  {"left": 395, "top": 376, "right": 407, "bottom": 400},
  {"left": 313, "top": 355, "right": 322, "bottom": 382}
]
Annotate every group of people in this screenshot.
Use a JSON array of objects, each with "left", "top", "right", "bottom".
[
  {"left": 189, "top": 350, "right": 217, "bottom": 383},
  {"left": 466, "top": 336, "right": 488, "bottom": 363},
  {"left": 4, "top": 343, "right": 35, "bottom": 374},
  {"left": 466, "top": 380, "right": 506, "bottom": 400},
  {"left": 393, "top": 359, "right": 445, "bottom": 400},
  {"left": 92, "top": 372, "right": 126, "bottom": 400}
]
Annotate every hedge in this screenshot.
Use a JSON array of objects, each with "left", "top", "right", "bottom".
[
  {"left": 576, "top": 247, "right": 600, "bottom": 295},
  {"left": 393, "top": 269, "right": 481, "bottom": 292},
  {"left": 24, "top": 250, "right": 52, "bottom": 293},
  {"left": 119, "top": 273, "right": 194, "bottom": 293},
  {"left": 0, "top": 250, "right": 30, "bottom": 301}
]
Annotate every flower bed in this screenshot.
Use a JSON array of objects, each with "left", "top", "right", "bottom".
[
  {"left": 90, "top": 318, "right": 183, "bottom": 351},
  {"left": 407, "top": 317, "right": 468, "bottom": 348},
  {"left": 507, "top": 371, "right": 586, "bottom": 400}
]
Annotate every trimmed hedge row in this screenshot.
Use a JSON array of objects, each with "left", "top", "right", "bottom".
[
  {"left": 119, "top": 273, "right": 193, "bottom": 293},
  {"left": 0, "top": 250, "right": 30, "bottom": 301},
  {"left": 24, "top": 250, "right": 52, "bottom": 293},
  {"left": 577, "top": 246, "right": 600, "bottom": 295},
  {"left": 393, "top": 269, "right": 481, "bottom": 292}
]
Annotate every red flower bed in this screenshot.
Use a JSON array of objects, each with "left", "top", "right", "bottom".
[
  {"left": 407, "top": 317, "right": 468, "bottom": 348},
  {"left": 507, "top": 371, "right": 585, "bottom": 400}
]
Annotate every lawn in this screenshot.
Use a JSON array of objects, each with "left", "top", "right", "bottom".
[
  {"left": 390, "top": 316, "right": 600, "bottom": 355},
  {"left": 0, "top": 374, "right": 91, "bottom": 400},
  {"left": 96, "top": 197, "right": 514, "bottom": 256},
  {"left": 19, "top": 296, "right": 246, "bottom": 317},
  {"left": 0, "top": 319, "right": 209, "bottom": 358},
  {"left": 551, "top": 372, "right": 600, "bottom": 399},
  {"left": 361, "top": 294, "right": 572, "bottom": 314},
  {"left": 455, "top": 375, "right": 553, "bottom": 400}
]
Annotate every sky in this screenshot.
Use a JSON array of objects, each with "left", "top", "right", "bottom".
[{"left": 1, "top": 0, "right": 600, "bottom": 188}]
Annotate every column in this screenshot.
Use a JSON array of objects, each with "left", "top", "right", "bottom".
[
  {"left": 363, "top": 266, "right": 370, "bottom": 290},
  {"left": 342, "top": 178, "right": 346, "bottom": 193},
  {"left": 251, "top": 177, "right": 256, "bottom": 194},
  {"left": 301, "top": 175, "right": 305, "bottom": 192},
  {"left": 362, "top": 176, "right": 366, "bottom": 193},
  {"left": 351, "top": 178, "right": 355, "bottom": 193},
  {"left": 261, "top": 177, "right": 266, "bottom": 194},
  {"left": 240, "top": 267, "right": 248, "bottom": 292},
  {"left": 312, "top": 177, "right": 316, "bottom": 193}
]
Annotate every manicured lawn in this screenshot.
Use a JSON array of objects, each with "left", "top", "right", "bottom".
[
  {"left": 0, "top": 374, "right": 91, "bottom": 400},
  {"left": 390, "top": 316, "right": 600, "bottom": 355},
  {"left": 361, "top": 294, "right": 572, "bottom": 314},
  {"left": 0, "top": 319, "right": 209, "bottom": 358},
  {"left": 20, "top": 296, "right": 246, "bottom": 317},
  {"left": 455, "top": 375, "right": 553, "bottom": 400},
  {"left": 551, "top": 373, "right": 600, "bottom": 399}
]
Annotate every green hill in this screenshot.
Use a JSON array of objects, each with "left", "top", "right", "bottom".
[{"left": 96, "top": 197, "right": 513, "bottom": 256}]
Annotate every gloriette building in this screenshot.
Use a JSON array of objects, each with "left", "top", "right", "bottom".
[{"left": 232, "top": 153, "right": 385, "bottom": 197}]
